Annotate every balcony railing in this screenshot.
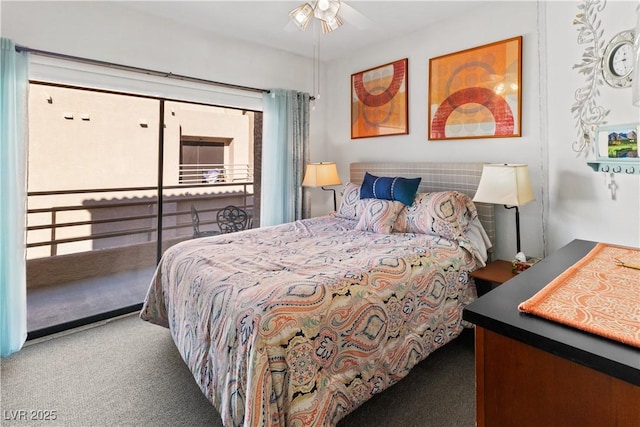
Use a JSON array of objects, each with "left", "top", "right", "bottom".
[
  {"left": 26, "top": 182, "right": 254, "bottom": 288},
  {"left": 179, "top": 163, "right": 252, "bottom": 184}
]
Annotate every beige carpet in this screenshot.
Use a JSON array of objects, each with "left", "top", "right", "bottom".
[{"left": 1, "top": 313, "right": 475, "bottom": 426}]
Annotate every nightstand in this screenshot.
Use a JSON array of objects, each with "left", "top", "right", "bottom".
[{"left": 470, "top": 260, "right": 516, "bottom": 296}]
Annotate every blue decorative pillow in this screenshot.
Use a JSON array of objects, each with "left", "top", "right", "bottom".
[{"left": 359, "top": 172, "right": 422, "bottom": 206}]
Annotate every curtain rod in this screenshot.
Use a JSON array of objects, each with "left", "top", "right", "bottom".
[{"left": 15, "top": 45, "right": 270, "bottom": 95}]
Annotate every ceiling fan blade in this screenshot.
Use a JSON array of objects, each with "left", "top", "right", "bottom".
[
  {"left": 339, "top": 2, "right": 373, "bottom": 30},
  {"left": 284, "top": 20, "right": 301, "bottom": 32}
]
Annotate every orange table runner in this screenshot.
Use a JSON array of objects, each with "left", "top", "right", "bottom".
[{"left": 518, "top": 243, "right": 640, "bottom": 348}]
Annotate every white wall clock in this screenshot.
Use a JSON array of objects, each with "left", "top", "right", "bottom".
[{"left": 602, "top": 29, "right": 635, "bottom": 88}]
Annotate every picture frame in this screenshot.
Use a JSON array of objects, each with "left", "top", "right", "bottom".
[
  {"left": 428, "top": 36, "right": 522, "bottom": 140},
  {"left": 595, "top": 123, "right": 639, "bottom": 160},
  {"left": 351, "top": 58, "right": 408, "bottom": 139}
]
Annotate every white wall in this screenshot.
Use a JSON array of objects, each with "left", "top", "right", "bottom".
[
  {"left": 546, "top": 1, "right": 640, "bottom": 253},
  {"left": 322, "top": 1, "right": 545, "bottom": 260}
]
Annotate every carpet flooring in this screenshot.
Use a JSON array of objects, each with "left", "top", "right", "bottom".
[{"left": 1, "top": 313, "right": 475, "bottom": 427}]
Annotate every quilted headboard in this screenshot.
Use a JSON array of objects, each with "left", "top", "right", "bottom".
[{"left": 349, "top": 162, "right": 495, "bottom": 249}]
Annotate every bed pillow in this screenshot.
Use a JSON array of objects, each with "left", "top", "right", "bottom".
[
  {"left": 335, "top": 182, "right": 366, "bottom": 220},
  {"left": 355, "top": 199, "right": 404, "bottom": 234},
  {"left": 395, "top": 191, "right": 477, "bottom": 241},
  {"left": 459, "top": 215, "right": 493, "bottom": 267},
  {"left": 359, "top": 172, "right": 422, "bottom": 206}
]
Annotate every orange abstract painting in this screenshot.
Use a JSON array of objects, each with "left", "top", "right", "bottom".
[
  {"left": 351, "top": 58, "right": 408, "bottom": 139},
  {"left": 428, "top": 36, "right": 522, "bottom": 140}
]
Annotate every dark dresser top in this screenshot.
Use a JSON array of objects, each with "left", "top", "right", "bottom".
[{"left": 463, "top": 239, "right": 640, "bottom": 386}]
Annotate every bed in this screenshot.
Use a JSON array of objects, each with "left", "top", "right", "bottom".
[{"left": 140, "top": 162, "right": 495, "bottom": 427}]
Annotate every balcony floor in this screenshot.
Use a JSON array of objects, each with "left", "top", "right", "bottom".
[{"left": 27, "top": 267, "right": 156, "bottom": 334}]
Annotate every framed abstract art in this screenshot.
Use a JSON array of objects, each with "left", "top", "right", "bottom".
[
  {"left": 351, "top": 58, "right": 408, "bottom": 139},
  {"left": 428, "top": 36, "right": 522, "bottom": 140}
]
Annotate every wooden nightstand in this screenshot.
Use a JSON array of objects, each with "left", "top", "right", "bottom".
[{"left": 470, "top": 260, "right": 516, "bottom": 295}]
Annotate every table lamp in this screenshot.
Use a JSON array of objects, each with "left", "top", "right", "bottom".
[
  {"left": 472, "top": 164, "right": 534, "bottom": 256},
  {"left": 302, "top": 162, "right": 342, "bottom": 211}
]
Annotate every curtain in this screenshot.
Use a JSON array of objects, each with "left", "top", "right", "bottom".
[
  {"left": 261, "top": 89, "right": 310, "bottom": 226},
  {"left": 0, "top": 38, "right": 29, "bottom": 357}
]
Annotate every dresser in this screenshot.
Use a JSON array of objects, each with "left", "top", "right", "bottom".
[{"left": 463, "top": 239, "right": 640, "bottom": 427}]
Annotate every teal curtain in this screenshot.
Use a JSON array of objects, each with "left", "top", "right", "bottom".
[
  {"left": 261, "top": 89, "right": 310, "bottom": 226},
  {"left": 0, "top": 38, "right": 28, "bottom": 357}
]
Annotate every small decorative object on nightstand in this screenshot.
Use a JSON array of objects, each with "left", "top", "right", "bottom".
[
  {"left": 511, "top": 255, "right": 541, "bottom": 274},
  {"left": 470, "top": 260, "right": 516, "bottom": 295}
]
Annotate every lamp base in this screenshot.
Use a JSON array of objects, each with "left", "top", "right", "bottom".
[{"left": 322, "top": 186, "right": 337, "bottom": 212}]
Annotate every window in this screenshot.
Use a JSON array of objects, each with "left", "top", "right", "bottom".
[{"left": 180, "top": 139, "right": 226, "bottom": 184}]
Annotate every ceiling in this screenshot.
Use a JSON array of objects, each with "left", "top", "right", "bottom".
[{"left": 119, "top": 1, "right": 491, "bottom": 62}]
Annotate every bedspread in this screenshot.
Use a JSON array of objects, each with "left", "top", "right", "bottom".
[{"left": 140, "top": 215, "right": 480, "bottom": 427}]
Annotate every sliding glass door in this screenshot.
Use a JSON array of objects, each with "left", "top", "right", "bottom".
[
  {"left": 159, "top": 101, "right": 257, "bottom": 255},
  {"left": 26, "top": 83, "right": 159, "bottom": 334},
  {"left": 26, "top": 83, "right": 260, "bottom": 336}
]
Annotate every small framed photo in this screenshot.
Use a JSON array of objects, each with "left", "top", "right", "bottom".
[
  {"left": 596, "top": 123, "right": 639, "bottom": 160},
  {"left": 351, "top": 58, "right": 408, "bottom": 139}
]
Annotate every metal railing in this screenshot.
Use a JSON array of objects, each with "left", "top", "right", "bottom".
[
  {"left": 179, "top": 163, "right": 252, "bottom": 184},
  {"left": 27, "top": 182, "right": 254, "bottom": 257}
]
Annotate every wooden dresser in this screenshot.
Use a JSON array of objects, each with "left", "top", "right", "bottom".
[{"left": 463, "top": 239, "right": 640, "bottom": 427}]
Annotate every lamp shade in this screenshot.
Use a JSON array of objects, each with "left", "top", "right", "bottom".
[
  {"left": 473, "top": 164, "right": 534, "bottom": 206},
  {"left": 302, "top": 162, "right": 342, "bottom": 187}
]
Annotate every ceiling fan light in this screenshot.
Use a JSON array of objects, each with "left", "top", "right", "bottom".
[
  {"left": 289, "top": 3, "right": 314, "bottom": 30},
  {"left": 314, "top": 0, "right": 341, "bottom": 22},
  {"left": 317, "top": 0, "right": 330, "bottom": 11},
  {"left": 321, "top": 15, "right": 343, "bottom": 33}
]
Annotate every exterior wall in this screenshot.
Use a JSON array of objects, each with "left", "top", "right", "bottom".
[
  {"left": 28, "top": 85, "right": 160, "bottom": 192},
  {"left": 164, "top": 101, "right": 252, "bottom": 186},
  {"left": 26, "top": 84, "right": 254, "bottom": 258},
  {"left": 26, "top": 85, "right": 160, "bottom": 257}
]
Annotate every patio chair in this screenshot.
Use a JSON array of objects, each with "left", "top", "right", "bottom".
[
  {"left": 216, "top": 205, "right": 250, "bottom": 234},
  {"left": 191, "top": 205, "right": 219, "bottom": 238}
]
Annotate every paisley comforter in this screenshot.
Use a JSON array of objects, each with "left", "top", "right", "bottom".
[{"left": 140, "top": 215, "right": 481, "bottom": 426}]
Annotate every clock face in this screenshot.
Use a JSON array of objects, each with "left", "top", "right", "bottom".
[
  {"left": 602, "top": 30, "right": 635, "bottom": 88},
  {"left": 610, "top": 43, "right": 633, "bottom": 77}
]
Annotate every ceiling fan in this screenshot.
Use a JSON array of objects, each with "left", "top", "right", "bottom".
[{"left": 288, "top": 0, "right": 372, "bottom": 34}]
